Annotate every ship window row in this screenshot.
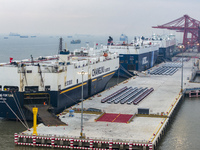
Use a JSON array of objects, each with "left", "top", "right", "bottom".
[
  {"left": 25, "top": 86, "right": 51, "bottom": 92},
  {"left": 0, "top": 85, "right": 51, "bottom": 92},
  {"left": 74, "top": 63, "right": 88, "bottom": 68},
  {"left": 3, "top": 86, "right": 19, "bottom": 92},
  {"left": 59, "top": 62, "right": 70, "bottom": 65},
  {"left": 25, "top": 86, "right": 38, "bottom": 92},
  {"left": 75, "top": 52, "right": 88, "bottom": 56}
]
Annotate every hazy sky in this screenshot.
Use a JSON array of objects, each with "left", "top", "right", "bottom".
[{"left": 0, "top": 0, "right": 199, "bottom": 36}]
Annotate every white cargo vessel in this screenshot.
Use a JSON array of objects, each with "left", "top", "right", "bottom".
[{"left": 0, "top": 38, "right": 119, "bottom": 120}]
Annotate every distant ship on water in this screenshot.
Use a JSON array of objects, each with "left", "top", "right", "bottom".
[
  {"left": 20, "top": 36, "right": 29, "bottom": 38},
  {"left": 9, "top": 32, "right": 20, "bottom": 36},
  {"left": 71, "top": 39, "right": 81, "bottom": 44},
  {"left": 119, "top": 34, "right": 128, "bottom": 42}
]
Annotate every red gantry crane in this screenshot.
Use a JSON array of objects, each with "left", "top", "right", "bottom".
[{"left": 153, "top": 14, "right": 200, "bottom": 52}]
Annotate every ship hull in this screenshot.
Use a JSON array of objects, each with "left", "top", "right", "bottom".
[
  {"left": 115, "top": 50, "right": 159, "bottom": 78},
  {"left": 0, "top": 70, "right": 116, "bottom": 120}
]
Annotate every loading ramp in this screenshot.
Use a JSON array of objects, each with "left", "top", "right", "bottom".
[{"left": 24, "top": 105, "right": 66, "bottom": 126}]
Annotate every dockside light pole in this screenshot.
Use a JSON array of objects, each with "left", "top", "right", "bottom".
[
  {"left": 180, "top": 45, "right": 184, "bottom": 93},
  {"left": 78, "top": 69, "right": 87, "bottom": 138}
]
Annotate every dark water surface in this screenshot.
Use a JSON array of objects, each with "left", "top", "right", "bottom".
[
  {"left": 0, "top": 35, "right": 110, "bottom": 63},
  {"left": 157, "top": 97, "right": 200, "bottom": 150}
]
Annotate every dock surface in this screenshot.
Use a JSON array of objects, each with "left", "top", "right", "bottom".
[{"left": 17, "top": 56, "right": 199, "bottom": 150}]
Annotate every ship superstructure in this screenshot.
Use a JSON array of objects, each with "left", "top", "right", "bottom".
[
  {"left": 104, "top": 36, "right": 159, "bottom": 77},
  {"left": 151, "top": 34, "right": 176, "bottom": 61}
]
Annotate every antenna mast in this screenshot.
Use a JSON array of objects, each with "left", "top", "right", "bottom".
[{"left": 58, "top": 37, "right": 63, "bottom": 53}]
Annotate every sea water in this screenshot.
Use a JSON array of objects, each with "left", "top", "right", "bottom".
[{"left": 0, "top": 35, "right": 109, "bottom": 63}]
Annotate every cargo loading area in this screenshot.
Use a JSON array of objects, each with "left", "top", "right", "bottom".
[
  {"left": 96, "top": 113, "right": 134, "bottom": 123},
  {"left": 16, "top": 56, "right": 200, "bottom": 150}
]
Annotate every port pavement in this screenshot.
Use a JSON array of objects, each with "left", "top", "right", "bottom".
[{"left": 21, "top": 57, "right": 199, "bottom": 149}]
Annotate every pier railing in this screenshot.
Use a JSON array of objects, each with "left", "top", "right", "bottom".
[{"left": 15, "top": 133, "right": 151, "bottom": 150}]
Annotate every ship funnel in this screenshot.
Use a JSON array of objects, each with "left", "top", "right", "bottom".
[{"left": 58, "top": 37, "right": 70, "bottom": 62}]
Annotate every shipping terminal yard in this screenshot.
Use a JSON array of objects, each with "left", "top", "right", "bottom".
[
  {"left": 14, "top": 51, "right": 200, "bottom": 150},
  {"left": 5, "top": 14, "right": 200, "bottom": 150}
]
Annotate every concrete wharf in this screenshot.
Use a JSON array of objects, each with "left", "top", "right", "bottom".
[{"left": 15, "top": 54, "right": 200, "bottom": 150}]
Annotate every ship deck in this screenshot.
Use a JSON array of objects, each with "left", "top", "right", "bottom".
[{"left": 19, "top": 53, "right": 200, "bottom": 149}]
